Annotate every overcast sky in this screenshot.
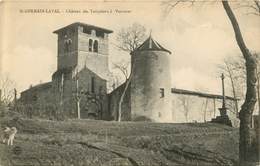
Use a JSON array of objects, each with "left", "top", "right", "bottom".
[{"left": 1, "top": 0, "right": 260, "bottom": 96}]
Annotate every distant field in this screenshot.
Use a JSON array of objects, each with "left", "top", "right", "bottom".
[{"left": 0, "top": 117, "right": 239, "bottom": 166}]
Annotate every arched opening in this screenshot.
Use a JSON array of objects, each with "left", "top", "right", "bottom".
[
  {"left": 93, "top": 40, "right": 98, "bottom": 53},
  {"left": 89, "top": 39, "right": 93, "bottom": 52}
]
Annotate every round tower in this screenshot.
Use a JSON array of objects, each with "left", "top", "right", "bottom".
[{"left": 130, "top": 36, "right": 172, "bottom": 122}]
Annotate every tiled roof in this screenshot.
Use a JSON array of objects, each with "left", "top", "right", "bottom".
[{"left": 131, "top": 36, "right": 171, "bottom": 54}]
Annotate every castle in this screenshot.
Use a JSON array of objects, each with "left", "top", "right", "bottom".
[{"left": 19, "top": 22, "right": 239, "bottom": 125}]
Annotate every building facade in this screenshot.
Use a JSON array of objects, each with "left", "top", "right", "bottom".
[{"left": 20, "top": 22, "right": 239, "bottom": 126}]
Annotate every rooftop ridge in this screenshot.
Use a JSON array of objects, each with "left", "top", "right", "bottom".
[
  {"left": 53, "top": 22, "right": 113, "bottom": 34},
  {"left": 131, "top": 36, "right": 171, "bottom": 54}
]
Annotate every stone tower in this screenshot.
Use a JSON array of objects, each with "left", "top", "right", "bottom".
[
  {"left": 53, "top": 22, "right": 113, "bottom": 79},
  {"left": 130, "top": 36, "right": 172, "bottom": 122},
  {"left": 51, "top": 22, "right": 112, "bottom": 118}
]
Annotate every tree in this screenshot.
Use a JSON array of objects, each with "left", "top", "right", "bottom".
[
  {"left": 112, "top": 60, "right": 130, "bottom": 82},
  {"left": 116, "top": 23, "right": 147, "bottom": 52},
  {"left": 219, "top": 54, "right": 260, "bottom": 118},
  {"left": 115, "top": 23, "right": 147, "bottom": 122},
  {"left": 0, "top": 74, "right": 16, "bottom": 105},
  {"left": 164, "top": 0, "right": 259, "bottom": 164},
  {"left": 218, "top": 56, "right": 245, "bottom": 116},
  {"left": 234, "top": 0, "right": 260, "bottom": 16},
  {"left": 178, "top": 95, "right": 191, "bottom": 122}
]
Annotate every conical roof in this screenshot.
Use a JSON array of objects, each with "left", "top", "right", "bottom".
[{"left": 131, "top": 36, "right": 171, "bottom": 54}]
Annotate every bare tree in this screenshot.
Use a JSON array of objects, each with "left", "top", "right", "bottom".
[
  {"left": 234, "top": 0, "right": 260, "bottom": 16},
  {"left": 163, "top": 0, "right": 259, "bottom": 164},
  {"left": 115, "top": 23, "right": 147, "bottom": 122},
  {"left": 112, "top": 60, "right": 130, "bottom": 82},
  {"left": 116, "top": 23, "right": 147, "bottom": 52},
  {"left": 219, "top": 56, "right": 244, "bottom": 116},
  {"left": 220, "top": 55, "right": 260, "bottom": 117},
  {"left": 0, "top": 74, "right": 16, "bottom": 105},
  {"left": 178, "top": 95, "right": 191, "bottom": 122}
]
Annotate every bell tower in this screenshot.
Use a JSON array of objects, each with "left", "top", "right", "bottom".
[{"left": 53, "top": 22, "right": 113, "bottom": 79}]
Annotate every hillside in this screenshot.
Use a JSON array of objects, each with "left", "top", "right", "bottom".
[{"left": 0, "top": 117, "right": 239, "bottom": 166}]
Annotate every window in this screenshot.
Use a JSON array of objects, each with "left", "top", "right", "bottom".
[
  {"left": 93, "top": 40, "right": 98, "bottom": 53},
  {"left": 89, "top": 39, "right": 93, "bottom": 52},
  {"left": 160, "top": 88, "right": 164, "bottom": 98},
  {"left": 91, "top": 77, "right": 95, "bottom": 93},
  {"left": 64, "top": 35, "right": 72, "bottom": 53},
  {"left": 99, "top": 86, "right": 103, "bottom": 94},
  {"left": 96, "top": 31, "right": 104, "bottom": 38},
  {"left": 83, "top": 27, "right": 91, "bottom": 34},
  {"left": 65, "top": 42, "right": 69, "bottom": 52},
  {"left": 33, "top": 95, "right": 37, "bottom": 101}
]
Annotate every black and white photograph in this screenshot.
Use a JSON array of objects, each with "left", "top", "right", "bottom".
[{"left": 0, "top": 0, "right": 260, "bottom": 165}]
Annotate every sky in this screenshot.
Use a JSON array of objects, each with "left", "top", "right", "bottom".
[{"left": 0, "top": 0, "right": 260, "bottom": 96}]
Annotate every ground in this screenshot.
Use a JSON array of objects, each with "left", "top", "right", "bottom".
[{"left": 0, "top": 115, "right": 239, "bottom": 166}]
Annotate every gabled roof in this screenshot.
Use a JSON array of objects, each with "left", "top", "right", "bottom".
[
  {"left": 21, "top": 82, "right": 52, "bottom": 94},
  {"left": 77, "top": 66, "right": 107, "bottom": 82},
  {"left": 131, "top": 36, "right": 171, "bottom": 54},
  {"left": 53, "top": 22, "right": 113, "bottom": 34}
]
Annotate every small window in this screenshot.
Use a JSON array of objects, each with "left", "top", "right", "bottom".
[
  {"left": 160, "top": 88, "right": 164, "bottom": 98},
  {"left": 99, "top": 86, "right": 103, "bottom": 94},
  {"left": 93, "top": 40, "right": 98, "bottom": 53},
  {"left": 33, "top": 95, "right": 37, "bottom": 101},
  {"left": 96, "top": 31, "right": 104, "bottom": 38},
  {"left": 64, "top": 35, "right": 72, "bottom": 53},
  {"left": 83, "top": 27, "right": 91, "bottom": 34},
  {"left": 89, "top": 39, "right": 93, "bottom": 52},
  {"left": 158, "top": 112, "right": 161, "bottom": 117},
  {"left": 91, "top": 77, "right": 95, "bottom": 93}
]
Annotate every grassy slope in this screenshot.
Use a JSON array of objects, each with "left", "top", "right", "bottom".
[{"left": 0, "top": 117, "right": 239, "bottom": 166}]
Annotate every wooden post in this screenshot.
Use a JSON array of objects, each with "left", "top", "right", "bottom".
[
  {"left": 76, "top": 70, "right": 80, "bottom": 119},
  {"left": 14, "top": 88, "right": 17, "bottom": 111},
  {"left": 60, "top": 73, "right": 64, "bottom": 102},
  {"left": 221, "top": 73, "right": 226, "bottom": 109},
  {"left": 213, "top": 98, "right": 216, "bottom": 118},
  {"left": 204, "top": 99, "right": 208, "bottom": 122}
]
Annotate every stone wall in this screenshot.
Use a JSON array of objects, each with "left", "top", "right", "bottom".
[
  {"left": 171, "top": 93, "right": 239, "bottom": 127},
  {"left": 74, "top": 67, "right": 109, "bottom": 119},
  {"left": 77, "top": 27, "right": 109, "bottom": 79},
  {"left": 57, "top": 26, "right": 78, "bottom": 69},
  {"left": 19, "top": 82, "right": 57, "bottom": 117},
  {"left": 55, "top": 24, "right": 110, "bottom": 80},
  {"left": 108, "top": 83, "right": 131, "bottom": 121},
  {"left": 131, "top": 51, "right": 172, "bottom": 122}
]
